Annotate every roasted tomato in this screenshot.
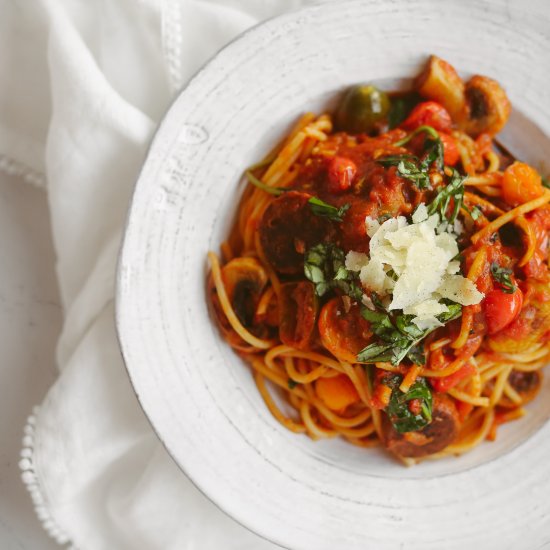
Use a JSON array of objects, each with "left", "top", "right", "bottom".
[
  {"left": 318, "top": 298, "right": 372, "bottom": 363},
  {"left": 401, "top": 101, "right": 453, "bottom": 133},
  {"left": 279, "top": 281, "right": 317, "bottom": 350},
  {"left": 489, "top": 280, "right": 550, "bottom": 353},
  {"left": 502, "top": 162, "right": 545, "bottom": 207},
  {"left": 440, "top": 132, "right": 460, "bottom": 166},
  {"left": 382, "top": 394, "right": 460, "bottom": 458},
  {"left": 430, "top": 363, "right": 476, "bottom": 393},
  {"left": 483, "top": 287, "right": 523, "bottom": 335},
  {"left": 327, "top": 156, "right": 357, "bottom": 194},
  {"left": 316, "top": 374, "right": 360, "bottom": 411},
  {"left": 259, "top": 191, "right": 333, "bottom": 274},
  {"left": 336, "top": 84, "right": 391, "bottom": 134}
]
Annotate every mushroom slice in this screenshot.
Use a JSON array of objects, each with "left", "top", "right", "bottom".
[
  {"left": 221, "top": 257, "right": 268, "bottom": 328},
  {"left": 459, "top": 75, "right": 511, "bottom": 136},
  {"left": 415, "top": 55, "right": 466, "bottom": 121}
]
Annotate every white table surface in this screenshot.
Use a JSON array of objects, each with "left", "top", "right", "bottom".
[{"left": 0, "top": 171, "right": 63, "bottom": 549}]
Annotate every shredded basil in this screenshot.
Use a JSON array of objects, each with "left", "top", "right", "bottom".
[
  {"left": 375, "top": 154, "right": 418, "bottom": 168},
  {"left": 469, "top": 205, "right": 482, "bottom": 220},
  {"left": 393, "top": 125, "right": 440, "bottom": 147},
  {"left": 245, "top": 171, "right": 285, "bottom": 195},
  {"left": 426, "top": 168, "right": 465, "bottom": 223},
  {"left": 287, "top": 378, "right": 299, "bottom": 389},
  {"left": 357, "top": 301, "right": 462, "bottom": 365},
  {"left": 490, "top": 263, "right": 517, "bottom": 294},
  {"left": 308, "top": 197, "right": 351, "bottom": 222},
  {"left": 304, "top": 243, "right": 363, "bottom": 301},
  {"left": 386, "top": 376, "right": 433, "bottom": 433},
  {"left": 542, "top": 175, "right": 550, "bottom": 189},
  {"left": 377, "top": 126, "right": 444, "bottom": 190}
]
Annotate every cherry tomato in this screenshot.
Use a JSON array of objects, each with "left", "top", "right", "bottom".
[
  {"left": 502, "top": 161, "right": 544, "bottom": 207},
  {"left": 483, "top": 287, "right": 524, "bottom": 335},
  {"left": 431, "top": 363, "right": 476, "bottom": 393},
  {"left": 316, "top": 374, "right": 360, "bottom": 411},
  {"left": 401, "top": 101, "right": 453, "bottom": 133},
  {"left": 327, "top": 156, "right": 357, "bottom": 194},
  {"left": 318, "top": 298, "right": 371, "bottom": 362},
  {"left": 440, "top": 132, "right": 460, "bottom": 166}
]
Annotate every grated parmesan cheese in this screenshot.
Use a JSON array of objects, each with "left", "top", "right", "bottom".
[{"left": 345, "top": 206, "right": 484, "bottom": 329}]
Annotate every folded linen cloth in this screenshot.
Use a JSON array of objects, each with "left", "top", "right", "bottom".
[{"left": 2, "top": 1, "right": 316, "bottom": 547}]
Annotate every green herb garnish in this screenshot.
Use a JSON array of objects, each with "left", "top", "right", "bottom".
[
  {"left": 386, "top": 376, "right": 433, "bottom": 433},
  {"left": 490, "top": 263, "right": 517, "bottom": 294},
  {"left": 542, "top": 175, "right": 550, "bottom": 189},
  {"left": 245, "top": 171, "right": 285, "bottom": 195},
  {"left": 357, "top": 302, "right": 462, "bottom": 365},
  {"left": 426, "top": 168, "right": 465, "bottom": 223},
  {"left": 308, "top": 197, "right": 351, "bottom": 222},
  {"left": 304, "top": 243, "right": 362, "bottom": 301},
  {"left": 469, "top": 206, "right": 482, "bottom": 220},
  {"left": 393, "top": 125, "right": 440, "bottom": 147},
  {"left": 377, "top": 126, "right": 444, "bottom": 190}
]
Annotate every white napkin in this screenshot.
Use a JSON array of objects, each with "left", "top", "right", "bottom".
[{"left": 2, "top": 1, "right": 318, "bottom": 548}]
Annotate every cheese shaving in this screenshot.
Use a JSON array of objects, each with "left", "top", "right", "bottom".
[{"left": 347, "top": 206, "right": 484, "bottom": 328}]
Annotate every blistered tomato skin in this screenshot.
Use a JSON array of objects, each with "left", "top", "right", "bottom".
[
  {"left": 502, "top": 161, "right": 545, "bottom": 207},
  {"left": 483, "top": 288, "right": 524, "bottom": 335},
  {"left": 327, "top": 156, "right": 357, "bottom": 194},
  {"left": 401, "top": 101, "right": 453, "bottom": 133},
  {"left": 439, "top": 133, "right": 460, "bottom": 166}
]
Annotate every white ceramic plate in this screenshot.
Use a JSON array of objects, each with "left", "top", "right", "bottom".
[{"left": 116, "top": 1, "right": 550, "bottom": 548}]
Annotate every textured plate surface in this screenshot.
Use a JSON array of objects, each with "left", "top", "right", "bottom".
[{"left": 117, "top": 1, "right": 550, "bottom": 548}]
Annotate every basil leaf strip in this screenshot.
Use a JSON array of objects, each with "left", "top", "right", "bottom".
[
  {"left": 245, "top": 171, "right": 285, "bottom": 195},
  {"left": 304, "top": 243, "right": 363, "bottom": 301},
  {"left": 357, "top": 301, "right": 462, "bottom": 366},
  {"left": 490, "top": 263, "right": 517, "bottom": 294},
  {"left": 426, "top": 168, "right": 465, "bottom": 223},
  {"left": 386, "top": 376, "right": 433, "bottom": 433},
  {"left": 308, "top": 197, "right": 351, "bottom": 222},
  {"left": 393, "top": 125, "right": 440, "bottom": 147}
]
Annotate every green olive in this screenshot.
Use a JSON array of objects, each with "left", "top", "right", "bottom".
[{"left": 336, "top": 85, "right": 391, "bottom": 134}]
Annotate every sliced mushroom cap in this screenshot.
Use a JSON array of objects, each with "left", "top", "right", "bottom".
[
  {"left": 221, "top": 257, "right": 268, "bottom": 328},
  {"left": 458, "top": 75, "right": 511, "bottom": 136},
  {"left": 507, "top": 370, "right": 542, "bottom": 406},
  {"left": 415, "top": 55, "right": 466, "bottom": 122},
  {"left": 382, "top": 394, "right": 459, "bottom": 458}
]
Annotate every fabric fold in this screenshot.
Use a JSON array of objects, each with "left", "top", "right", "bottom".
[{"left": 3, "top": 0, "right": 317, "bottom": 547}]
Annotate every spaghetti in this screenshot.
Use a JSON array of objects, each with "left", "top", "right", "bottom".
[{"left": 207, "top": 55, "right": 550, "bottom": 463}]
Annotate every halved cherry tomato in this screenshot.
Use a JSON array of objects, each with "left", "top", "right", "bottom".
[
  {"left": 316, "top": 374, "right": 360, "bottom": 411},
  {"left": 318, "top": 298, "right": 372, "bottom": 362},
  {"left": 431, "top": 363, "right": 476, "bottom": 393},
  {"left": 483, "top": 287, "right": 524, "bottom": 335},
  {"left": 502, "top": 161, "right": 545, "bottom": 207},
  {"left": 401, "top": 101, "right": 453, "bottom": 133},
  {"left": 327, "top": 156, "right": 357, "bottom": 194},
  {"left": 440, "top": 132, "right": 460, "bottom": 166}
]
